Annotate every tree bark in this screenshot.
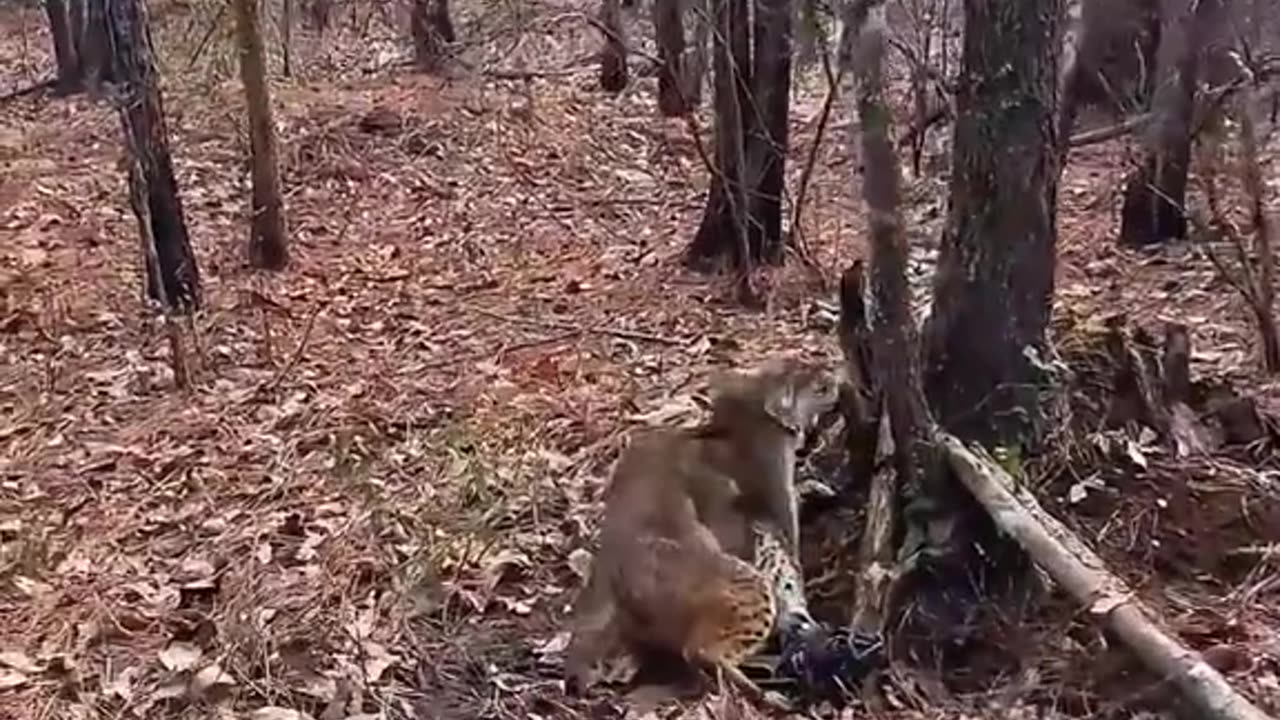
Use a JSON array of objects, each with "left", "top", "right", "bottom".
[
  {"left": 654, "top": 0, "right": 687, "bottom": 115},
  {"left": 842, "top": 0, "right": 937, "bottom": 637},
  {"left": 106, "top": 0, "right": 201, "bottom": 313},
  {"left": 233, "top": 0, "right": 289, "bottom": 270},
  {"left": 410, "top": 0, "right": 455, "bottom": 72},
  {"left": 45, "top": 0, "right": 81, "bottom": 94},
  {"left": 924, "top": 0, "right": 1060, "bottom": 449},
  {"left": 687, "top": 0, "right": 789, "bottom": 278},
  {"left": 307, "top": 0, "right": 331, "bottom": 32},
  {"left": 1056, "top": 0, "right": 1083, "bottom": 157},
  {"left": 684, "top": 0, "right": 709, "bottom": 106},
  {"left": 745, "top": 0, "right": 792, "bottom": 265},
  {"left": 598, "top": 0, "right": 628, "bottom": 93},
  {"left": 1238, "top": 87, "right": 1279, "bottom": 372},
  {"left": 687, "top": 0, "right": 754, "bottom": 273},
  {"left": 68, "top": 0, "right": 86, "bottom": 77},
  {"left": 282, "top": 0, "right": 293, "bottom": 78},
  {"left": 82, "top": 0, "right": 114, "bottom": 94},
  {"left": 1118, "top": 0, "right": 1220, "bottom": 247}
]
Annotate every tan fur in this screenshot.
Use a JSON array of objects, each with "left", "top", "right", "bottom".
[{"left": 563, "top": 359, "right": 837, "bottom": 704}]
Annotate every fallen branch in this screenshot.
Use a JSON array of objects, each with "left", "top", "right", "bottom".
[
  {"left": 942, "top": 434, "right": 1274, "bottom": 720},
  {"left": 1069, "top": 112, "right": 1153, "bottom": 148},
  {"left": 0, "top": 77, "right": 55, "bottom": 104}
]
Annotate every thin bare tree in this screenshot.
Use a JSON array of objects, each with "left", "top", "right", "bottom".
[{"left": 234, "top": 0, "right": 289, "bottom": 270}]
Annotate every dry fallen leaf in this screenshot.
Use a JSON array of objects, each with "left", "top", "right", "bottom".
[
  {"left": 0, "top": 668, "right": 28, "bottom": 691},
  {"left": 481, "top": 548, "right": 531, "bottom": 593},
  {"left": 250, "top": 707, "right": 317, "bottom": 720},
  {"left": 360, "top": 641, "right": 397, "bottom": 682},
  {"left": 191, "top": 663, "right": 237, "bottom": 697},
  {"left": 0, "top": 650, "right": 41, "bottom": 675},
  {"left": 566, "top": 548, "right": 592, "bottom": 583},
  {"left": 158, "top": 642, "right": 203, "bottom": 672}
]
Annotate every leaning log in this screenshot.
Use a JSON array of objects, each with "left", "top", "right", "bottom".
[{"left": 942, "top": 433, "right": 1274, "bottom": 720}]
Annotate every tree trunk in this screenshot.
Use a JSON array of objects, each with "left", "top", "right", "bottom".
[
  {"left": 687, "top": 0, "right": 790, "bottom": 278},
  {"left": 308, "top": 0, "right": 331, "bottom": 32},
  {"left": 69, "top": 0, "right": 86, "bottom": 78},
  {"left": 1118, "top": 0, "right": 1220, "bottom": 247},
  {"left": 410, "top": 0, "right": 454, "bottom": 72},
  {"left": 107, "top": 0, "right": 201, "bottom": 313},
  {"left": 924, "top": 0, "right": 1060, "bottom": 449},
  {"left": 1239, "top": 88, "right": 1279, "bottom": 372},
  {"left": 45, "top": 0, "right": 81, "bottom": 94},
  {"left": 654, "top": 0, "right": 687, "bottom": 115},
  {"left": 843, "top": 0, "right": 936, "bottom": 636},
  {"left": 598, "top": 0, "right": 627, "bottom": 93},
  {"left": 82, "top": 0, "right": 114, "bottom": 94},
  {"left": 687, "top": 0, "right": 754, "bottom": 273},
  {"left": 745, "top": 0, "right": 792, "bottom": 265},
  {"left": 1056, "top": 0, "right": 1083, "bottom": 156},
  {"left": 234, "top": 0, "right": 289, "bottom": 270},
  {"left": 684, "top": 0, "right": 709, "bottom": 106},
  {"left": 282, "top": 0, "right": 293, "bottom": 78}
]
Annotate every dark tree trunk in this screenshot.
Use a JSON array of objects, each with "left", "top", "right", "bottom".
[
  {"left": 106, "top": 0, "right": 201, "bottom": 313},
  {"left": 1118, "top": 0, "right": 1219, "bottom": 247},
  {"left": 234, "top": 0, "right": 289, "bottom": 270},
  {"left": 654, "top": 0, "right": 688, "bottom": 115},
  {"left": 599, "top": 0, "right": 627, "bottom": 93},
  {"left": 924, "top": 0, "right": 1060, "bottom": 449},
  {"left": 746, "top": 0, "right": 792, "bottom": 265},
  {"left": 684, "top": 0, "right": 709, "bottom": 106},
  {"left": 308, "top": 0, "right": 331, "bottom": 31},
  {"left": 82, "top": 0, "right": 114, "bottom": 93},
  {"left": 687, "top": 0, "right": 791, "bottom": 276},
  {"left": 45, "top": 0, "right": 81, "bottom": 94},
  {"left": 282, "top": 0, "right": 293, "bottom": 78},
  {"left": 687, "top": 0, "right": 754, "bottom": 272},
  {"left": 69, "top": 0, "right": 86, "bottom": 76},
  {"left": 410, "top": 0, "right": 455, "bottom": 72}
]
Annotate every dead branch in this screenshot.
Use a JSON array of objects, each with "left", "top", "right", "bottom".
[
  {"left": 788, "top": 41, "right": 840, "bottom": 286},
  {"left": 262, "top": 301, "right": 326, "bottom": 393},
  {"left": 942, "top": 434, "right": 1275, "bottom": 720},
  {"left": 0, "top": 78, "right": 56, "bottom": 104},
  {"left": 1069, "top": 112, "right": 1153, "bottom": 148}
]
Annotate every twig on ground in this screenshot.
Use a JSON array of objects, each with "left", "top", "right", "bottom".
[
  {"left": 261, "top": 302, "right": 327, "bottom": 393},
  {"left": 472, "top": 307, "right": 687, "bottom": 346},
  {"left": 0, "top": 78, "right": 56, "bottom": 104},
  {"left": 418, "top": 330, "right": 580, "bottom": 370}
]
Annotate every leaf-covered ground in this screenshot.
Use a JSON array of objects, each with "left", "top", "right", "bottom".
[{"left": 1, "top": 2, "right": 1278, "bottom": 718}]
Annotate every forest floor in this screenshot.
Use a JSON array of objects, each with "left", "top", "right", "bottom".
[{"left": 2, "top": 1, "right": 1279, "bottom": 719}]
